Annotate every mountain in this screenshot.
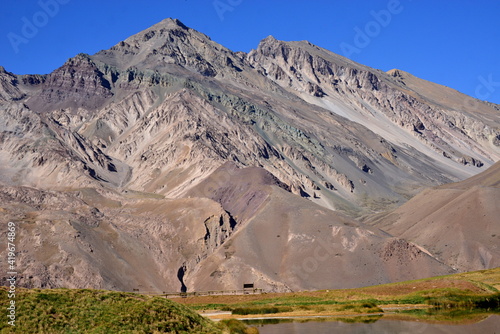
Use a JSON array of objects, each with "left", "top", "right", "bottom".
[
  {"left": 363, "top": 161, "right": 500, "bottom": 272},
  {"left": 0, "top": 18, "right": 498, "bottom": 292}
]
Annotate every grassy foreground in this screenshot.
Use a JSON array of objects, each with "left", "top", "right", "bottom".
[
  {"left": 0, "top": 288, "right": 256, "bottom": 334},
  {"left": 1, "top": 268, "right": 498, "bottom": 332},
  {"left": 177, "top": 267, "right": 500, "bottom": 320}
]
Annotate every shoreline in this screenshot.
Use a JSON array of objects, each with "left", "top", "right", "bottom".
[{"left": 199, "top": 304, "right": 430, "bottom": 320}]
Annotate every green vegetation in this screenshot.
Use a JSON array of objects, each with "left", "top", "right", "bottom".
[
  {"left": 179, "top": 267, "right": 500, "bottom": 320},
  {"left": 0, "top": 288, "right": 256, "bottom": 334},
  {"left": 396, "top": 307, "right": 500, "bottom": 324},
  {"left": 218, "top": 320, "right": 259, "bottom": 334},
  {"left": 389, "top": 291, "right": 500, "bottom": 324},
  {"left": 1, "top": 268, "right": 499, "bottom": 332},
  {"left": 338, "top": 302, "right": 383, "bottom": 313},
  {"left": 429, "top": 292, "right": 500, "bottom": 310},
  {"left": 334, "top": 315, "right": 382, "bottom": 324},
  {"left": 243, "top": 315, "right": 383, "bottom": 326},
  {"left": 230, "top": 306, "right": 293, "bottom": 315}
]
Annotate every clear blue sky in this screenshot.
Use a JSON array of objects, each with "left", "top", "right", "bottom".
[{"left": 1, "top": 0, "right": 499, "bottom": 104}]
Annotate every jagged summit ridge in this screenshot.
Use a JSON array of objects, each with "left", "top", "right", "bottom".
[
  {"left": 252, "top": 34, "right": 361, "bottom": 69},
  {"left": 249, "top": 32, "right": 499, "bottom": 168},
  {"left": 92, "top": 17, "right": 247, "bottom": 80},
  {"left": 150, "top": 17, "right": 190, "bottom": 30}
]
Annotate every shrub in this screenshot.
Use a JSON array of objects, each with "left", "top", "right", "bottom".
[
  {"left": 231, "top": 306, "right": 292, "bottom": 315},
  {"left": 219, "top": 319, "right": 259, "bottom": 334}
]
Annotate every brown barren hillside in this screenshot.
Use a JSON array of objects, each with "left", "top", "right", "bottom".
[
  {"left": 185, "top": 164, "right": 454, "bottom": 292},
  {"left": 364, "top": 161, "right": 500, "bottom": 272}
]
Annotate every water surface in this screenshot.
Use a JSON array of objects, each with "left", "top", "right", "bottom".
[{"left": 250, "top": 314, "right": 500, "bottom": 334}]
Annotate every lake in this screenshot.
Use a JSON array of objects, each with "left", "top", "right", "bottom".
[{"left": 245, "top": 314, "right": 500, "bottom": 334}]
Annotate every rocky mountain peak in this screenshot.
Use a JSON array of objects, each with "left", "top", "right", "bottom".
[
  {"left": 92, "top": 18, "right": 248, "bottom": 79},
  {"left": 259, "top": 35, "right": 278, "bottom": 45},
  {"left": 149, "top": 17, "right": 189, "bottom": 30},
  {"left": 0, "top": 66, "right": 25, "bottom": 101},
  {"left": 387, "top": 68, "right": 404, "bottom": 77},
  {"left": 120, "top": 17, "right": 197, "bottom": 48},
  {"left": 253, "top": 35, "right": 290, "bottom": 59},
  {"left": 25, "top": 52, "right": 113, "bottom": 113}
]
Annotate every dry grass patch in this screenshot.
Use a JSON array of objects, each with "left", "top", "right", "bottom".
[{"left": 177, "top": 267, "right": 500, "bottom": 319}]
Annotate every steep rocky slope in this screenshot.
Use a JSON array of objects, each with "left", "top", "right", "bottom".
[
  {"left": 0, "top": 18, "right": 498, "bottom": 292},
  {"left": 0, "top": 165, "right": 454, "bottom": 292},
  {"left": 0, "top": 185, "right": 236, "bottom": 291},
  {"left": 363, "top": 161, "right": 500, "bottom": 272},
  {"left": 248, "top": 37, "right": 498, "bottom": 171},
  {"left": 186, "top": 165, "right": 453, "bottom": 292}
]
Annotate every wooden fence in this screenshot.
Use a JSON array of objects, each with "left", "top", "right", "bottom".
[{"left": 131, "top": 288, "right": 263, "bottom": 298}]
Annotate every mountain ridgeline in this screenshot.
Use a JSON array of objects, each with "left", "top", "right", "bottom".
[{"left": 0, "top": 18, "right": 499, "bottom": 293}]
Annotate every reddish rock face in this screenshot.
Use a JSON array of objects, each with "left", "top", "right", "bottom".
[{"left": 26, "top": 54, "right": 114, "bottom": 113}]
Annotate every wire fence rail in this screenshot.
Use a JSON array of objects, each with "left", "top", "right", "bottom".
[{"left": 130, "top": 288, "right": 264, "bottom": 298}]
